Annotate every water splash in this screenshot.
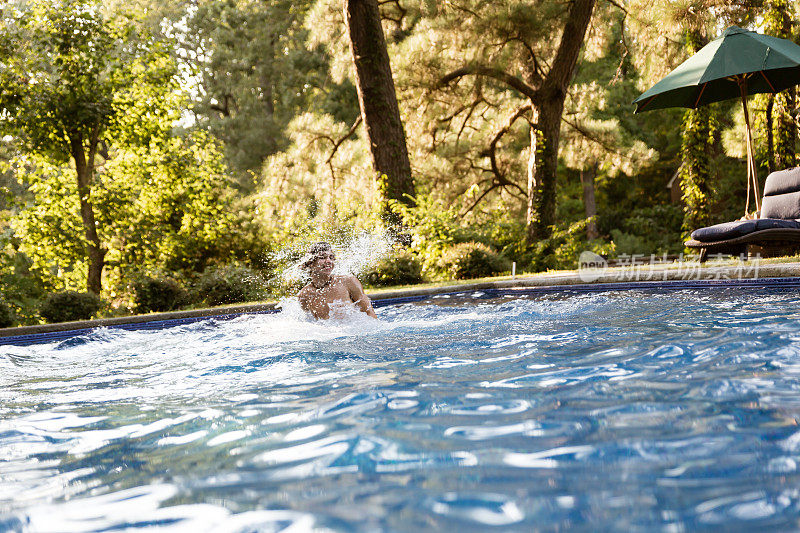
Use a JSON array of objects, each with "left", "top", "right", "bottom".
[
  {"left": 332, "top": 231, "right": 394, "bottom": 277},
  {"left": 271, "top": 229, "right": 395, "bottom": 289}
]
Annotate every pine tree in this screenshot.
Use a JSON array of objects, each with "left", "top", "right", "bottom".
[
  {"left": 344, "top": 0, "right": 414, "bottom": 221},
  {"left": 403, "top": 0, "right": 596, "bottom": 244}
]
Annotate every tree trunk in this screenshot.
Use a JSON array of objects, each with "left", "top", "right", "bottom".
[
  {"left": 70, "top": 132, "right": 106, "bottom": 294},
  {"left": 344, "top": 0, "right": 414, "bottom": 221},
  {"left": 525, "top": 0, "right": 595, "bottom": 244},
  {"left": 261, "top": 37, "right": 277, "bottom": 155},
  {"left": 526, "top": 100, "right": 563, "bottom": 241},
  {"left": 581, "top": 165, "right": 599, "bottom": 240}
]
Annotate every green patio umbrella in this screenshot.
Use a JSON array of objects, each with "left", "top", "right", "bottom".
[{"left": 633, "top": 26, "right": 800, "bottom": 215}]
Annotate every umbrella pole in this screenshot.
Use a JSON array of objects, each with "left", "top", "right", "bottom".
[
  {"left": 743, "top": 127, "right": 752, "bottom": 217},
  {"left": 739, "top": 79, "right": 761, "bottom": 215}
]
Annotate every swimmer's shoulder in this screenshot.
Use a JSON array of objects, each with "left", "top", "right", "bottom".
[{"left": 339, "top": 274, "right": 363, "bottom": 288}]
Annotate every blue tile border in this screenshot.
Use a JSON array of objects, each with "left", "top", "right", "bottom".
[
  {"left": 4, "top": 276, "right": 800, "bottom": 347},
  {"left": 371, "top": 276, "right": 800, "bottom": 307},
  {"left": 0, "top": 309, "right": 279, "bottom": 347}
]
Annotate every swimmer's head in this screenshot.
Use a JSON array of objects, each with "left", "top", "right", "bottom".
[{"left": 301, "top": 242, "right": 335, "bottom": 271}]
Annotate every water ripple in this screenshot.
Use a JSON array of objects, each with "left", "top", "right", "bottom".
[{"left": 4, "top": 287, "right": 800, "bottom": 530}]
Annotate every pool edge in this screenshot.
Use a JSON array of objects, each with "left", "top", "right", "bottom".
[{"left": 2, "top": 262, "right": 799, "bottom": 346}]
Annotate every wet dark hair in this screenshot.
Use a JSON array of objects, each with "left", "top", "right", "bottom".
[{"left": 301, "top": 241, "right": 334, "bottom": 270}]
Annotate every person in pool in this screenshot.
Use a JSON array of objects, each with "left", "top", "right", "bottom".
[{"left": 297, "top": 242, "right": 377, "bottom": 320}]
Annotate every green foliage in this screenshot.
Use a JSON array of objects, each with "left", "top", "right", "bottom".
[
  {"left": 437, "top": 242, "right": 511, "bottom": 280},
  {"left": 676, "top": 32, "right": 717, "bottom": 241},
  {"left": 1, "top": 0, "right": 798, "bottom": 309},
  {"left": 100, "top": 130, "right": 246, "bottom": 280},
  {"left": 0, "top": 0, "right": 183, "bottom": 294},
  {"left": 394, "top": 194, "right": 528, "bottom": 278},
  {"left": 184, "top": 0, "right": 356, "bottom": 181},
  {"left": 680, "top": 105, "right": 718, "bottom": 235},
  {"left": 196, "top": 264, "right": 268, "bottom": 306},
  {"left": 0, "top": 299, "right": 15, "bottom": 328},
  {"left": 11, "top": 130, "right": 249, "bottom": 298},
  {"left": 39, "top": 290, "right": 104, "bottom": 323},
  {"left": 609, "top": 230, "right": 651, "bottom": 256},
  {"left": 132, "top": 275, "right": 190, "bottom": 314},
  {"left": 530, "top": 219, "right": 615, "bottom": 271},
  {"left": 259, "top": 113, "right": 378, "bottom": 233},
  {"left": 364, "top": 250, "right": 424, "bottom": 287},
  {"left": 763, "top": 1, "right": 796, "bottom": 171},
  {"left": 0, "top": 236, "right": 46, "bottom": 325},
  {"left": 599, "top": 204, "right": 684, "bottom": 256},
  {"left": 12, "top": 159, "right": 87, "bottom": 292},
  {"left": 394, "top": 195, "right": 464, "bottom": 276},
  {"left": 0, "top": 0, "right": 177, "bottom": 162}
]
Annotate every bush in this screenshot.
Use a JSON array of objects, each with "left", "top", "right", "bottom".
[
  {"left": 0, "top": 299, "right": 15, "bottom": 328},
  {"left": 132, "top": 276, "right": 190, "bottom": 313},
  {"left": 394, "top": 194, "right": 529, "bottom": 278},
  {"left": 0, "top": 249, "right": 46, "bottom": 325},
  {"left": 527, "top": 219, "right": 615, "bottom": 272},
  {"left": 195, "top": 264, "right": 267, "bottom": 306},
  {"left": 40, "top": 291, "right": 104, "bottom": 323},
  {"left": 364, "top": 250, "right": 424, "bottom": 287},
  {"left": 437, "top": 242, "right": 511, "bottom": 280},
  {"left": 599, "top": 204, "right": 684, "bottom": 256}
]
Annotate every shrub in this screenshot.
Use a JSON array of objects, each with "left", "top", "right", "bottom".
[
  {"left": 610, "top": 229, "right": 651, "bottom": 256},
  {"left": 599, "top": 204, "right": 684, "bottom": 256},
  {"left": 527, "top": 219, "right": 615, "bottom": 272},
  {"left": 0, "top": 249, "right": 46, "bottom": 325},
  {"left": 40, "top": 291, "right": 104, "bottom": 323},
  {"left": 195, "top": 264, "right": 267, "bottom": 306},
  {"left": 0, "top": 299, "right": 15, "bottom": 328},
  {"left": 394, "top": 194, "right": 528, "bottom": 278},
  {"left": 392, "top": 195, "right": 476, "bottom": 275},
  {"left": 437, "top": 242, "right": 511, "bottom": 280},
  {"left": 364, "top": 250, "right": 424, "bottom": 287},
  {"left": 132, "top": 276, "right": 190, "bottom": 313}
]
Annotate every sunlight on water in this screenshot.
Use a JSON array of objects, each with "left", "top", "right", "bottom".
[{"left": 3, "top": 288, "right": 800, "bottom": 531}]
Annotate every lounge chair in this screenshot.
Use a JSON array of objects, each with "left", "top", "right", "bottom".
[{"left": 685, "top": 167, "right": 800, "bottom": 262}]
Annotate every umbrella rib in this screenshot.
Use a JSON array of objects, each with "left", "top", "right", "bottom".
[
  {"left": 693, "top": 83, "right": 708, "bottom": 108},
  {"left": 759, "top": 70, "right": 776, "bottom": 92},
  {"left": 636, "top": 95, "right": 657, "bottom": 112}
]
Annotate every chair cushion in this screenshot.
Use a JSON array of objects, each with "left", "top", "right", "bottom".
[
  {"left": 761, "top": 167, "right": 800, "bottom": 219},
  {"left": 763, "top": 167, "right": 800, "bottom": 196},
  {"left": 690, "top": 218, "right": 800, "bottom": 243},
  {"left": 761, "top": 191, "right": 800, "bottom": 219}
]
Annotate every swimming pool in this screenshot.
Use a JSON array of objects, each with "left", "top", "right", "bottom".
[{"left": 3, "top": 283, "right": 800, "bottom": 531}]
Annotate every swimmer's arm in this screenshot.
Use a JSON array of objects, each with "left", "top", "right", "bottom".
[{"left": 347, "top": 277, "right": 377, "bottom": 318}]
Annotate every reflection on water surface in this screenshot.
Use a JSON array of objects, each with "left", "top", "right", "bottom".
[{"left": 2, "top": 289, "right": 800, "bottom": 531}]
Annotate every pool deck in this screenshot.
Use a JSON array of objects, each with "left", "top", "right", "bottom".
[{"left": 2, "top": 259, "right": 799, "bottom": 340}]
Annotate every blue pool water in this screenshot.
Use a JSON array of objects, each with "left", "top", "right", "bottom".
[{"left": 2, "top": 287, "right": 800, "bottom": 531}]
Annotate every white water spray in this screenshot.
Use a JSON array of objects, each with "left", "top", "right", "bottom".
[{"left": 270, "top": 229, "right": 396, "bottom": 290}]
